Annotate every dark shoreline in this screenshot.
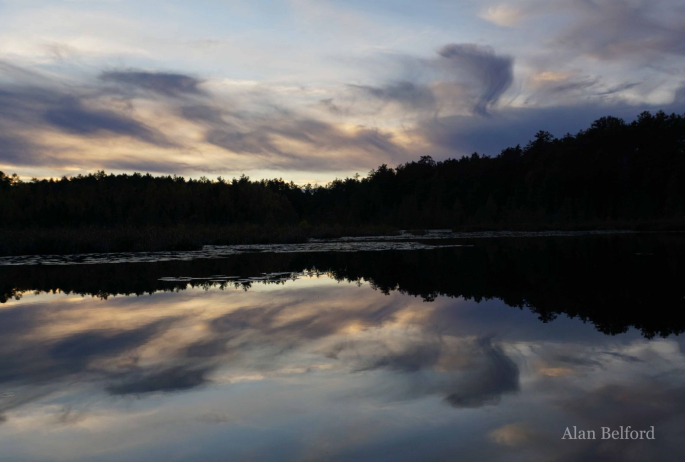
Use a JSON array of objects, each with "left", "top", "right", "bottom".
[
  {"left": 0, "top": 224, "right": 398, "bottom": 257},
  {"left": 2, "top": 220, "right": 685, "bottom": 257}
]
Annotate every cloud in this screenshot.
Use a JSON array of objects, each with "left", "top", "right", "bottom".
[
  {"left": 476, "top": 0, "right": 685, "bottom": 66},
  {"left": 205, "top": 127, "right": 283, "bottom": 156},
  {"left": 673, "top": 82, "right": 685, "bottom": 103},
  {"left": 54, "top": 405, "right": 86, "bottom": 426},
  {"left": 344, "top": 43, "right": 514, "bottom": 118},
  {"left": 107, "top": 366, "right": 212, "bottom": 395},
  {"left": 521, "top": 72, "right": 641, "bottom": 106},
  {"left": 437, "top": 44, "right": 514, "bottom": 116},
  {"left": 188, "top": 106, "right": 405, "bottom": 170},
  {"left": 0, "top": 62, "right": 406, "bottom": 174},
  {"left": 0, "top": 134, "right": 46, "bottom": 167},
  {"left": 595, "top": 81, "right": 641, "bottom": 96},
  {"left": 43, "top": 96, "right": 177, "bottom": 147},
  {"left": 319, "top": 98, "right": 345, "bottom": 115},
  {"left": 527, "top": 73, "right": 601, "bottom": 101},
  {"left": 100, "top": 70, "right": 205, "bottom": 97},
  {"left": 350, "top": 81, "right": 437, "bottom": 112},
  {"left": 180, "top": 104, "right": 227, "bottom": 124},
  {"left": 98, "top": 157, "right": 194, "bottom": 174},
  {"left": 479, "top": 4, "right": 525, "bottom": 27},
  {"left": 0, "top": 66, "right": 178, "bottom": 168},
  {"left": 552, "top": 0, "right": 685, "bottom": 63}
]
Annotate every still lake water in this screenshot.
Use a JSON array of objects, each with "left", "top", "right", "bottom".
[{"left": 1, "top": 232, "right": 684, "bottom": 461}]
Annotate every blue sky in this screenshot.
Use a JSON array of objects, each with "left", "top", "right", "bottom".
[{"left": 1, "top": 0, "right": 684, "bottom": 183}]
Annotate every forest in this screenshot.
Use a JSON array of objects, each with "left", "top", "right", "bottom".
[{"left": 1, "top": 110, "right": 684, "bottom": 254}]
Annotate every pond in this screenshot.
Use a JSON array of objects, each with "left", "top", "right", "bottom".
[{"left": 1, "top": 232, "right": 684, "bottom": 461}]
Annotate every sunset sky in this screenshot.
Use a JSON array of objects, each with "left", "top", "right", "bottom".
[{"left": 2, "top": 0, "right": 685, "bottom": 184}]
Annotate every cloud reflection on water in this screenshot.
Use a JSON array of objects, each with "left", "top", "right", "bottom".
[{"left": 0, "top": 273, "right": 682, "bottom": 460}]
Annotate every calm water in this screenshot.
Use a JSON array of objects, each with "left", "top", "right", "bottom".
[{"left": 1, "top": 233, "right": 684, "bottom": 461}]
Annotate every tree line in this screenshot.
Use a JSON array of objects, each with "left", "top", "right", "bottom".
[{"left": 1, "top": 110, "right": 684, "bottom": 229}]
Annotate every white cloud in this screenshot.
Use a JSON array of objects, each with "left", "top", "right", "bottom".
[{"left": 479, "top": 4, "right": 525, "bottom": 27}]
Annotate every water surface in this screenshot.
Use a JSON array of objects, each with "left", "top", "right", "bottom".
[{"left": 1, "top": 233, "right": 684, "bottom": 461}]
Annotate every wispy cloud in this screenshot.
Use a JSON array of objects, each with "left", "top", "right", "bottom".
[
  {"left": 100, "top": 70, "right": 206, "bottom": 98},
  {"left": 0, "top": 64, "right": 407, "bottom": 175}
]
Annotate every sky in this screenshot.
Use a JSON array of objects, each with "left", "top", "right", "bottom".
[{"left": 1, "top": 0, "right": 685, "bottom": 184}]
